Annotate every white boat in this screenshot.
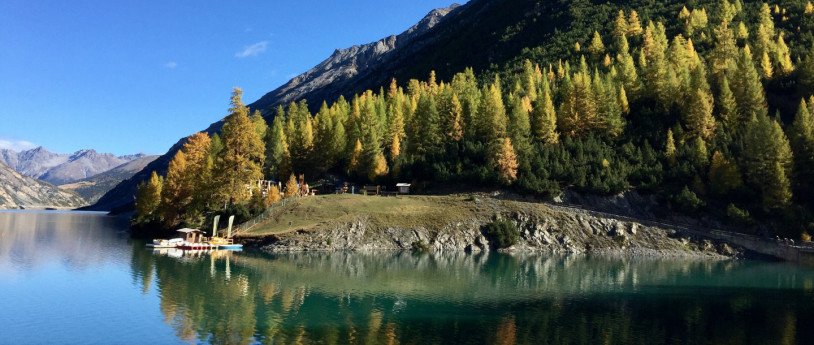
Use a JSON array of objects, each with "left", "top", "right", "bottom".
[{"left": 147, "top": 238, "right": 183, "bottom": 248}]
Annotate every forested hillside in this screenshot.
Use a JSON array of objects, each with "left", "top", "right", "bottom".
[{"left": 134, "top": 0, "right": 814, "bottom": 239}]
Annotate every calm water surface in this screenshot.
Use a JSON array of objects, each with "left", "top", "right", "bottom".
[{"left": 2, "top": 211, "right": 814, "bottom": 344}]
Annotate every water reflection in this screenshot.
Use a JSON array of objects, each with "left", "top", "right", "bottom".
[
  {"left": 135, "top": 250, "right": 814, "bottom": 345},
  {"left": 0, "top": 210, "right": 130, "bottom": 275}
]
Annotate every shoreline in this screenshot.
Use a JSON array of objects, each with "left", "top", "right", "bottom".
[{"left": 237, "top": 194, "right": 744, "bottom": 259}]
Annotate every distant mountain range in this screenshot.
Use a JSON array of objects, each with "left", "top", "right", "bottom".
[
  {"left": 58, "top": 155, "right": 158, "bottom": 204},
  {"left": 0, "top": 146, "right": 155, "bottom": 209},
  {"left": 0, "top": 147, "right": 145, "bottom": 185},
  {"left": 0, "top": 162, "right": 85, "bottom": 209}
]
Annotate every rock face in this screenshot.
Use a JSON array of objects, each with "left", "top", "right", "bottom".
[
  {"left": 0, "top": 162, "right": 86, "bottom": 209},
  {"left": 0, "top": 147, "right": 145, "bottom": 185},
  {"left": 260, "top": 204, "right": 737, "bottom": 258},
  {"left": 249, "top": 4, "right": 462, "bottom": 113},
  {"left": 58, "top": 155, "right": 159, "bottom": 204}
]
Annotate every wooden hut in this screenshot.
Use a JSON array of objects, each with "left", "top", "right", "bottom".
[{"left": 396, "top": 183, "right": 411, "bottom": 194}]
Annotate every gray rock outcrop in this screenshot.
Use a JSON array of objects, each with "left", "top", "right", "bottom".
[{"left": 261, "top": 204, "right": 736, "bottom": 258}]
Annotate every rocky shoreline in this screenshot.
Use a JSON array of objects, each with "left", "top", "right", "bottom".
[{"left": 254, "top": 197, "right": 740, "bottom": 258}]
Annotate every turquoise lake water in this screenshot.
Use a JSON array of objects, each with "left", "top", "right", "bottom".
[{"left": 2, "top": 210, "right": 814, "bottom": 344}]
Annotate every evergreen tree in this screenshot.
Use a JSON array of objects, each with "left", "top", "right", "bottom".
[
  {"left": 214, "top": 88, "right": 265, "bottom": 206},
  {"left": 628, "top": 10, "right": 644, "bottom": 37},
  {"left": 134, "top": 171, "right": 163, "bottom": 224},
  {"left": 531, "top": 82, "right": 558, "bottom": 144},
  {"left": 284, "top": 173, "right": 298, "bottom": 198},
  {"left": 791, "top": 99, "right": 814, "bottom": 201},
  {"left": 588, "top": 31, "right": 605, "bottom": 60},
  {"left": 732, "top": 47, "right": 768, "bottom": 122},
  {"left": 614, "top": 10, "right": 628, "bottom": 39},
  {"left": 685, "top": 88, "right": 717, "bottom": 140},
  {"left": 799, "top": 44, "right": 814, "bottom": 94},
  {"left": 409, "top": 92, "right": 442, "bottom": 155},
  {"left": 477, "top": 83, "right": 507, "bottom": 142},
  {"left": 718, "top": 76, "right": 740, "bottom": 132},
  {"left": 183, "top": 132, "right": 213, "bottom": 223},
  {"left": 709, "top": 151, "right": 743, "bottom": 195},
  {"left": 741, "top": 114, "right": 794, "bottom": 210},
  {"left": 666, "top": 128, "right": 677, "bottom": 166},
  {"left": 161, "top": 150, "right": 189, "bottom": 227},
  {"left": 264, "top": 109, "right": 287, "bottom": 179},
  {"left": 493, "top": 137, "right": 519, "bottom": 182},
  {"left": 760, "top": 51, "right": 774, "bottom": 79}
]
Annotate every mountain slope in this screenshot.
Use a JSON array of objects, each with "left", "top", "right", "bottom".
[
  {"left": 59, "top": 155, "right": 159, "bottom": 204},
  {"left": 0, "top": 162, "right": 86, "bottom": 209},
  {"left": 0, "top": 147, "right": 144, "bottom": 185},
  {"left": 250, "top": 4, "right": 463, "bottom": 114},
  {"left": 88, "top": 3, "right": 467, "bottom": 212}
]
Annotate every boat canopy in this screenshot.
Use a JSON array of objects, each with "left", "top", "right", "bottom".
[{"left": 176, "top": 228, "right": 203, "bottom": 233}]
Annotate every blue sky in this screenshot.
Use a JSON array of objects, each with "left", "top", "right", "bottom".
[{"left": 0, "top": 0, "right": 460, "bottom": 156}]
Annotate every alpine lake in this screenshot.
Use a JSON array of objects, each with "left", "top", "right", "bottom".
[{"left": 2, "top": 210, "right": 814, "bottom": 345}]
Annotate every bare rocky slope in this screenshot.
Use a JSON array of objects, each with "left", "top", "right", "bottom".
[
  {"left": 0, "top": 162, "right": 86, "bottom": 209},
  {"left": 252, "top": 196, "right": 739, "bottom": 258}
]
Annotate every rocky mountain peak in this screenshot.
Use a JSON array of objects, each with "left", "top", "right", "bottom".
[{"left": 248, "top": 3, "right": 465, "bottom": 114}]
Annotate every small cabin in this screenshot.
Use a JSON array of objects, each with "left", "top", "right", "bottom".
[
  {"left": 177, "top": 228, "right": 205, "bottom": 243},
  {"left": 396, "top": 183, "right": 411, "bottom": 194}
]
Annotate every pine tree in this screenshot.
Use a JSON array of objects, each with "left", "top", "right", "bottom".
[
  {"left": 718, "top": 76, "right": 740, "bottom": 131},
  {"left": 774, "top": 34, "right": 794, "bottom": 75},
  {"left": 348, "top": 139, "right": 363, "bottom": 173},
  {"left": 183, "top": 132, "right": 213, "bottom": 222},
  {"left": 445, "top": 93, "right": 464, "bottom": 141},
  {"left": 531, "top": 82, "right": 558, "bottom": 144},
  {"left": 477, "top": 83, "right": 507, "bottom": 142},
  {"left": 665, "top": 128, "right": 677, "bottom": 166},
  {"left": 709, "top": 151, "right": 743, "bottom": 195},
  {"left": 736, "top": 22, "right": 749, "bottom": 40},
  {"left": 741, "top": 114, "right": 794, "bottom": 210},
  {"left": 791, "top": 98, "right": 814, "bottom": 200},
  {"left": 588, "top": 31, "right": 605, "bottom": 60},
  {"left": 284, "top": 173, "right": 298, "bottom": 198},
  {"left": 409, "top": 92, "right": 442, "bottom": 155},
  {"left": 264, "top": 110, "right": 287, "bottom": 179},
  {"left": 214, "top": 88, "right": 265, "bottom": 206},
  {"left": 710, "top": 20, "right": 738, "bottom": 84},
  {"left": 134, "top": 171, "right": 163, "bottom": 224},
  {"left": 685, "top": 88, "right": 717, "bottom": 141},
  {"left": 628, "top": 10, "right": 644, "bottom": 37},
  {"left": 161, "top": 150, "right": 189, "bottom": 227},
  {"left": 760, "top": 51, "right": 774, "bottom": 79},
  {"left": 619, "top": 85, "right": 630, "bottom": 114},
  {"left": 732, "top": 47, "right": 768, "bottom": 122},
  {"left": 799, "top": 44, "right": 814, "bottom": 94},
  {"left": 614, "top": 10, "right": 628, "bottom": 39},
  {"left": 493, "top": 137, "right": 519, "bottom": 182}
]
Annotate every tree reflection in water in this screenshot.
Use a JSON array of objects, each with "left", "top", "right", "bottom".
[{"left": 130, "top": 249, "right": 814, "bottom": 345}]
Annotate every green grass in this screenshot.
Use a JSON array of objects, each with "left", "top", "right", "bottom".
[{"left": 240, "top": 194, "right": 491, "bottom": 237}]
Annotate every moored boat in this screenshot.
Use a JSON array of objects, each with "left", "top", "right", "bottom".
[
  {"left": 147, "top": 238, "right": 183, "bottom": 248},
  {"left": 208, "top": 236, "right": 243, "bottom": 250}
]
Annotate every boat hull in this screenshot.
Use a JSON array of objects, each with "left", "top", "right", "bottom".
[{"left": 218, "top": 244, "right": 243, "bottom": 250}]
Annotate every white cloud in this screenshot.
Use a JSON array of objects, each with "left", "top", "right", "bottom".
[
  {"left": 235, "top": 41, "right": 269, "bottom": 58},
  {"left": 0, "top": 139, "right": 38, "bottom": 152},
  {"left": 164, "top": 61, "right": 178, "bottom": 68}
]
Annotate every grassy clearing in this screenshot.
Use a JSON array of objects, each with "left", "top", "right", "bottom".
[{"left": 239, "top": 194, "right": 500, "bottom": 237}]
